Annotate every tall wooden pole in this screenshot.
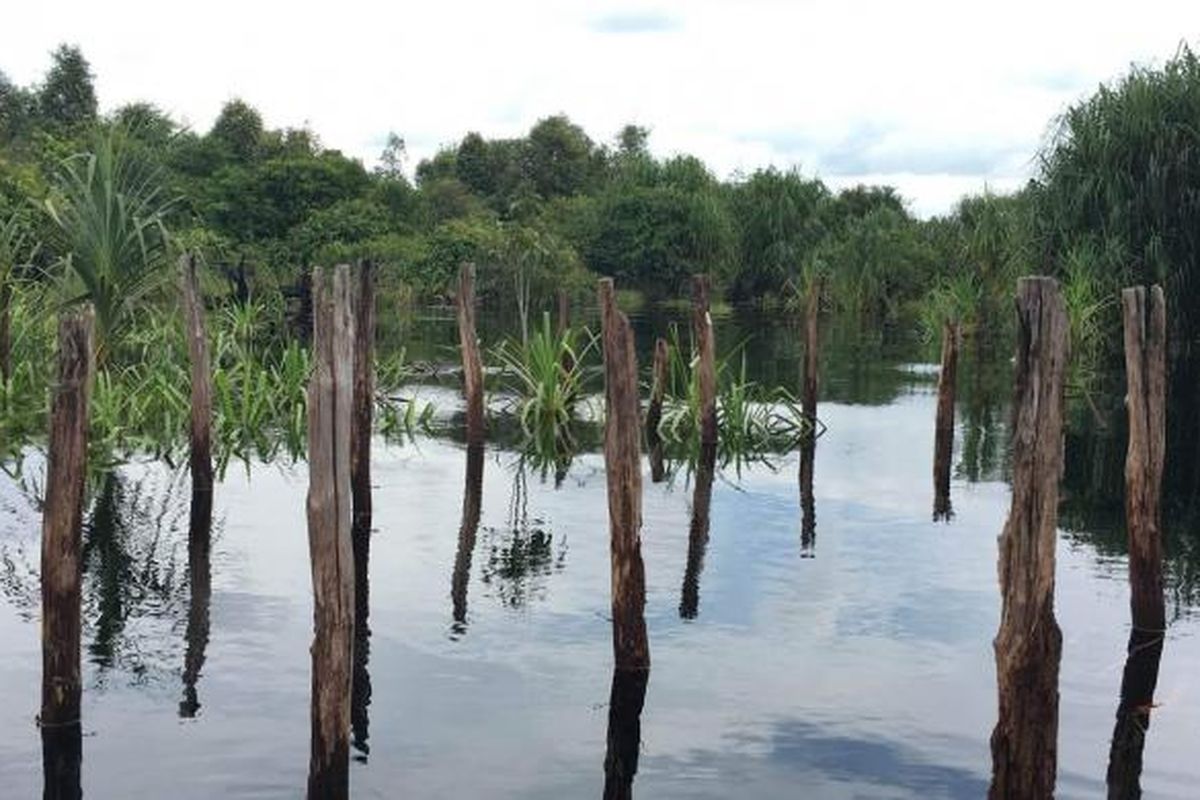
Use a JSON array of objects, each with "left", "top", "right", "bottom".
[
  {"left": 40, "top": 307, "right": 93, "bottom": 800},
  {"left": 800, "top": 278, "right": 820, "bottom": 554},
  {"left": 306, "top": 266, "right": 356, "bottom": 800},
  {"left": 680, "top": 445, "right": 715, "bottom": 619},
  {"left": 457, "top": 263, "right": 485, "bottom": 447},
  {"left": 350, "top": 260, "right": 375, "bottom": 532},
  {"left": 180, "top": 254, "right": 214, "bottom": 538},
  {"left": 647, "top": 338, "right": 669, "bottom": 483},
  {"left": 599, "top": 278, "right": 649, "bottom": 672},
  {"left": 41, "top": 307, "right": 94, "bottom": 728},
  {"left": 988, "top": 277, "right": 1068, "bottom": 800},
  {"left": 691, "top": 275, "right": 717, "bottom": 447},
  {"left": 933, "top": 321, "right": 959, "bottom": 521},
  {"left": 1106, "top": 285, "right": 1167, "bottom": 798}
]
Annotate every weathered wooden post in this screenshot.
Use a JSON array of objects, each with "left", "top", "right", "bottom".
[
  {"left": 691, "top": 275, "right": 717, "bottom": 447},
  {"left": 348, "top": 260, "right": 375, "bottom": 759},
  {"left": 799, "top": 277, "right": 819, "bottom": 554},
  {"left": 1105, "top": 284, "right": 1167, "bottom": 799},
  {"left": 180, "top": 254, "right": 214, "bottom": 537},
  {"left": 306, "top": 266, "right": 356, "bottom": 800},
  {"left": 680, "top": 445, "right": 715, "bottom": 619},
  {"left": 933, "top": 321, "right": 960, "bottom": 521},
  {"left": 603, "top": 667, "right": 650, "bottom": 800},
  {"left": 350, "top": 260, "right": 375, "bottom": 533},
  {"left": 599, "top": 278, "right": 649, "bottom": 672},
  {"left": 988, "top": 277, "right": 1068, "bottom": 800},
  {"left": 451, "top": 445, "right": 485, "bottom": 635},
  {"left": 40, "top": 307, "right": 92, "bottom": 800},
  {"left": 456, "top": 263, "right": 485, "bottom": 447},
  {"left": 646, "top": 338, "right": 669, "bottom": 483}
]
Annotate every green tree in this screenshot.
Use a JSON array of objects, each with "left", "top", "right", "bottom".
[
  {"left": 37, "top": 44, "right": 97, "bottom": 135},
  {"left": 523, "top": 115, "right": 595, "bottom": 199},
  {"left": 209, "top": 99, "right": 264, "bottom": 163}
]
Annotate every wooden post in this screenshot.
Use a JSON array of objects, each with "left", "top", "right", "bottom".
[
  {"left": 599, "top": 278, "right": 649, "bottom": 672},
  {"left": 602, "top": 667, "right": 650, "bottom": 800},
  {"left": 41, "top": 306, "right": 94, "bottom": 728},
  {"left": 691, "top": 275, "right": 717, "bottom": 447},
  {"left": 180, "top": 254, "right": 214, "bottom": 537},
  {"left": 556, "top": 288, "right": 570, "bottom": 338},
  {"left": 457, "top": 263, "right": 485, "bottom": 447},
  {"left": 802, "top": 277, "right": 819, "bottom": 425},
  {"left": 647, "top": 338, "right": 669, "bottom": 483},
  {"left": 1105, "top": 285, "right": 1167, "bottom": 798},
  {"left": 40, "top": 307, "right": 92, "bottom": 800},
  {"left": 933, "top": 321, "right": 959, "bottom": 521},
  {"left": 800, "top": 278, "right": 819, "bottom": 555},
  {"left": 351, "top": 260, "right": 375, "bottom": 532},
  {"left": 306, "top": 266, "right": 356, "bottom": 800},
  {"left": 680, "top": 445, "right": 715, "bottom": 619},
  {"left": 988, "top": 277, "right": 1068, "bottom": 800},
  {"left": 451, "top": 445, "right": 485, "bottom": 636},
  {"left": 1120, "top": 285, "right": 1167, "bottom": 636}
]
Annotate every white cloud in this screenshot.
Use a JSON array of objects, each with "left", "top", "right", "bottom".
[{"left": 3, "top": 0, "right": 1197, "bottom": 215}]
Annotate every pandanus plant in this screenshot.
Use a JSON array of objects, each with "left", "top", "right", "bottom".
[{"left": 43, "top": 124, "right": 176, "bottom": 357}]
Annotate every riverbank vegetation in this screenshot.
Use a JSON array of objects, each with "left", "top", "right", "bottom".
[{"left": 5, "top": 42, "right": 1200, "bottom": 496}]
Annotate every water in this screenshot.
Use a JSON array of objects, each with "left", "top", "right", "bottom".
[{"left": 2, "top": 308, "right": 1199, "bottom": 798}]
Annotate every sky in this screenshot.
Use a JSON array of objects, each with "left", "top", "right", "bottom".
[{"left": 2, "top": 0, "right": 1198, "bottom": 216}]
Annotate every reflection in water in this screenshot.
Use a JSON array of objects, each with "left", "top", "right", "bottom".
[
  {"left": 179, "top": 490, "right": 212, "bottom": 718},
  {"left": 351, "top": 513, "right": 373, "bottom": 759},
  {"left": 450, "top": 445, "right": 484, "bottom": 637},
  {"left": 680, "top": 445, "right": 716, "bottom": 619},
  {"left": 478, "top": 460, "right": 566, "bottom": 610},
  {"left": 41, "top": 720, "right": 81, "bottom": 800},
  {"left": 799, "top": 439, "right": 816, "bottom": 556},
  {"left": 1106, "top": 629, "right": 1166, "bottom": 797},
  {"left": 82, "top": 471, "right": 189, "bottom": 680},
  {"left": 603, "top": 668, "right": 649, "bottom": 800}
]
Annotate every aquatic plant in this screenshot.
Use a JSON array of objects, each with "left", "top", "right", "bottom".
[{"left": 493, "top": 311, "right": 594, "bottom": 459}]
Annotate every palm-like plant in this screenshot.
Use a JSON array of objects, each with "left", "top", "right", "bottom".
[{"left": 43, "top": 124, "right": 176, "bottom": 353}]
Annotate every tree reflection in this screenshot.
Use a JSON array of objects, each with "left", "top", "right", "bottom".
[{"left": 450, "top": 445, "right": 484, "bottom": 637}]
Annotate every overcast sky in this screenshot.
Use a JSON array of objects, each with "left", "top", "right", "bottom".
[{"left": 3, "top": 1, "right": 1198, "bottom": 216}]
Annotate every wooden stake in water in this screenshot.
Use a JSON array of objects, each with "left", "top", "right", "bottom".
[
  {"left": 179, "top": 254, "right": 214, "bottom": 535},
  {"left": 933, "top": 321, "right": 959, "bottom": 520},
  {"left": 306, "top": 266, "right": 356, "bottom": 800},
  {"left": 599, "top": 279, "right": 649, "bottom": 672},
  {"left": 451, "top": 445, "right": 485, "bottom": 635},
  {"left": 692, "top": 275, "right": 717, "bottom": 447},
  {"left": 989, "top": 277, "right": 1068, "bottom": 800},
  {"left": 646, "top": 337, "right": 669, "bottom": 483},
  {"left": 457, "top": 263, "right": 485, "bottom": 447},
  {"left": 1106, "top": 284, "right": 1167, "bottom": 797},
  {"left": 40, "top": 307, "right": 94, "bottom": 729},
  {"left": 680, "top": 444, "right": 715, "bottom": 619},
  {"left": 603, "top": 667, "right": 650, "bottom": 800},
  {"left": 800, "top": 278, "right": 820, "bottom": 554},
  {"left": 351, "top": 259, "right": 375, "bottom": 532}
]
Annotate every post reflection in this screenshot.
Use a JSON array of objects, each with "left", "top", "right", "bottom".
[
  {"left": 1105, "top": 628, "right": 1166, "bottom": 797},
  {"left": 679, "top": 444, "right": 716, "bottom": 620},
  {"left": 799, "top": 438, "right": 816, "bottom": 556},
  {"left": 41, "top": 721, "right": 82, "bottom": 800},
  {"left": 351, "top": 513, "right": 372, "bottom": 760},
  {"left": 603, "top": 668, "right": 649, "bottom": 800},
  {"left": 179, "top": 486, "right": 212, "bottom": 718},
  {"left": 451, "top": 445, "right": 485, "bottom": 636}
]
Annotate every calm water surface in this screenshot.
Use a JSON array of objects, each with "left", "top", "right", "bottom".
[{"left": 1, "top": 308, "right": 1198, "bottom": 798}]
